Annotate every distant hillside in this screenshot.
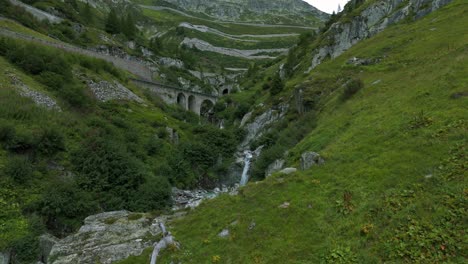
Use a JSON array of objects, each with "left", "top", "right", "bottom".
[{"left": 143, "top": 0, "right": 328, "bottom": 26}]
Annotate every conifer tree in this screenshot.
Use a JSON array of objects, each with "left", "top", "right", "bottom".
[
  {"left": 105, "top": 9, "right": 120, "bottom": 34},
  {"left": 122, "top": 13, "right": 137, "bottom": 39},
  {"left": 82, "top": 2, "right": 93, "bottom": 26}
]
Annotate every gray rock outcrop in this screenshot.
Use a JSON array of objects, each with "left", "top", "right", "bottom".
[
  {"left": 172, "top": 186, "right": 238, "bottom": 210},
  {"left": 308, "top": 0, "right": 453, "bottom": 71},
  {"left": 279, "top": 168, "right": 297, "bottom": 175},
  {"left": 300, "top": 152, "right": 325, "bottom": 170},
  {"left": 158, "top": 57, "right": 185, "bottom": 69},
  {"left": 0, "top": 251, "right": 10, "bottom": 264},
  {"left": 265, "top": 159, "right": 285, "bottom": 177},
  {"left": 240, "top": 104, "right": 289, "bottom": 148},
  {"left": 87, "top": 80, "right": 143, "bottom": 103},
  {"left": 40, "top": 234, "right": 59, "bottom": 263},
  {"left": 7, "top": 73, "right": 61, "bottom": 111},
  {"left": 48, "top": 211, "right": 165, "bottom": 264}
]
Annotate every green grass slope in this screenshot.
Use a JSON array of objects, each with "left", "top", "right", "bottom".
[
  {"left": 142, "top": 2, "right": 466, "bottom": 263},
  {"left": 0, "top": 34, "right": 243, "bottom": 261}
]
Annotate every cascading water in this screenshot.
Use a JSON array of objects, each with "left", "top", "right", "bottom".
[{"left": 240, "top": 150, "right": 253, "bottom": 186}]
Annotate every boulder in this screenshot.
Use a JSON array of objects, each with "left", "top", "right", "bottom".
[
  {"left": 265, "top": 159, "right": 285, "bottom": 177},
  {"left": 40, "top": 234, "right": 59, "bottom": 263},
  {"left": 48, "top": 211, "right": 165, "bottom": 264},
  {"left": 218, "top": 229, "right": 230, "bottom": 238},
  {"left": 300, "top": 152, "right": 324, "bottom": 170},
  {"left": 279, "top": 168, "right": 297, "bottom": 175}
]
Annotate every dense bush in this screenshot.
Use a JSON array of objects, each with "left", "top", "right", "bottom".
[
  {"left": 4, "top": 156, "right": 34, "bottom": 183},
  {"left": 341, "top": 78, "right": 364, "bottom": 101},
  {"left": 72, "top": 137, "right": 148, "bottom": 210},
  {"left": 3, "top": 128, "right": 35, "bottom": 154},
  {"left": 38, "top": 180, "right": 98, "bottom": 236},
  {"left": 130, "top": 176, "right": 172, "bottom": 212},
  {"left": 36, "top": 126, "right": 65, "bottom": 156}
]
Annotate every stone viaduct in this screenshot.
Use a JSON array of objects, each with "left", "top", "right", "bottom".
[
  {"left": 131, "top": 79, "right": 217, "bottom": 116},
  {"left": 0, "top": 26, "right": 220, "bottom": 115}
]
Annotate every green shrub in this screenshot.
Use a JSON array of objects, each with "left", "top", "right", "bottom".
[
  {"left": 38, "top": 180, "right": 98, "bottom": 235},
  {"left": 37, "top": 71, "right": 67, "bottom": 91},
  {"left": 72, "top": 137, "right": 149, "bottom": 210},
  {"left": 341, "top": 78, "right": 364, "bottom": 101},
  {"left": 325, "top": 247, "right": 358, "bottom": 263},
  {"left": 4, "top": 156, "right": 33, "bottom": 183},
  {"left": 0, "top": 120, "right": 15, "bottom": 143},
  {"left": 9, "top": 216, "right": 43, "bottom": 263},
  {"left": 130, "top": 176, "right": 172, "bottom": 212},
  {"left": 409, "top": 110, "right": 433, "bottom": 129},
  {"left": 36, "top": 127, "right": 65, "bottom": 156},
  {"left": 4, "top": 129, "right": 35, "bottom": 153}
]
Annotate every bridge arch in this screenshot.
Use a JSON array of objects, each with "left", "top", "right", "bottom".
[{"left": 177, "top": 93, "right": 187, "bottom": 109}]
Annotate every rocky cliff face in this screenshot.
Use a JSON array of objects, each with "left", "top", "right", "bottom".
[
  {"left": 160, "top": 0, "right": 328, "bottom": 24},
  {"left": 308, "top": 0, "right": 453, "bottom": 70}
]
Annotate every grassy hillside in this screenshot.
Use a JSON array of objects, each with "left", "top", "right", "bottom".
[
  {"left": 0, "top": 35, "right": 243, "bottom": 262},
  {"left": 135, "top": 0, "right": 325, "bottom": 26},
  {"left": 121, "top": 1, "right": 466, "bottom": 263},
  {"left": 141, "top": 7, "right": 308, "bottom": 70}
]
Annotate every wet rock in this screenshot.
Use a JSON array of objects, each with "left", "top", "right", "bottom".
[
  {"left": 300, "top": 152, "right": 325, "bottom": 170},
  {"left": 171, "top": 186, "right": 238, "bottom": 211}
]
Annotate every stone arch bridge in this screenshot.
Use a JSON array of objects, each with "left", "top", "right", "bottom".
[{"left": 130, "top": 79, "right": 217, "bottom": 116}]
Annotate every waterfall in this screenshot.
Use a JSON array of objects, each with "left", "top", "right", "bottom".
[{"left": 240, "top": 150, "right": 253, "bottom": 186}]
